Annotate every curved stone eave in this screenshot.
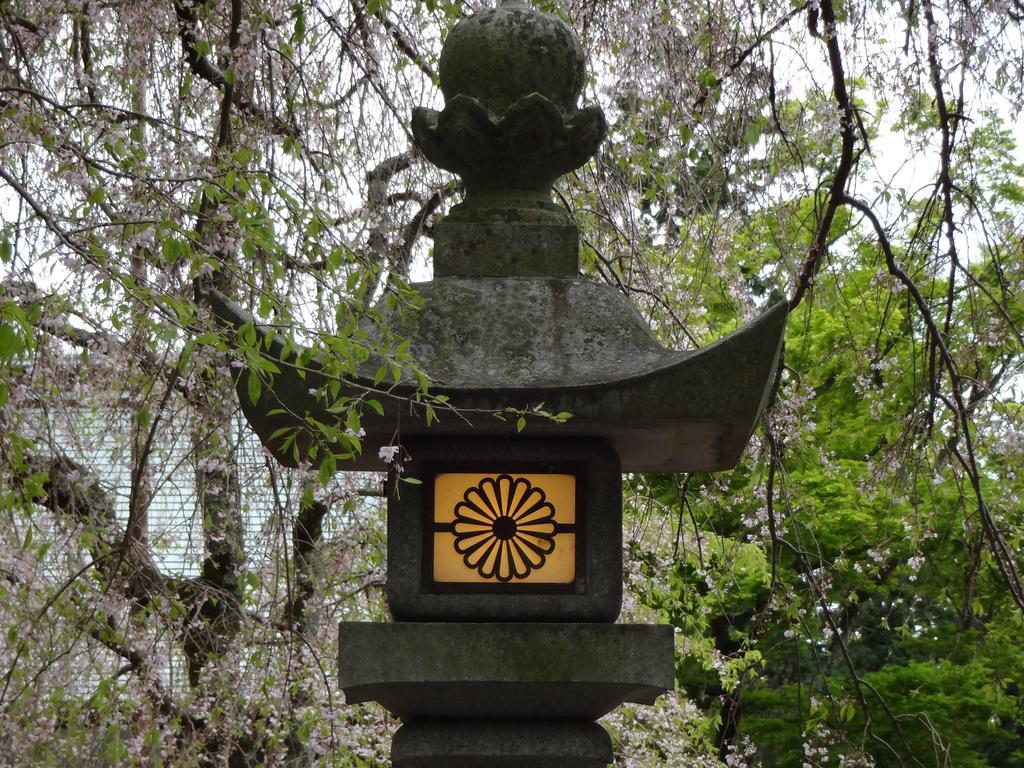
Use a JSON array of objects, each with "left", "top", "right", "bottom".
[
  {"left": 375, "top": 299, "right": 788, "bottom": 472},
  {"left": 206, "top": 288, "right": 786, "bottom": 473},
  {"left": 431, "top": 297, "right": 787, "bottom": 397}
]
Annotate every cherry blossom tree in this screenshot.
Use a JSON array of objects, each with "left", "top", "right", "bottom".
[{"left": 0, "top": 0, "right": 1021, "bottom": 765}]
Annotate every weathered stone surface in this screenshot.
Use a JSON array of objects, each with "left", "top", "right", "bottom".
[
  {"left": 386, "top": 437, "right": 622, "bottom": 622},
  {"left": 438, "top": 0, "right": 585, "bottom": 117},
  {"left": 204, "top": 285, "right": 787, "bottom": 473},
  {"left": 337, "top": 622, "right": 675, "bottom": 720},
  {"left": 392, "top": 720, "right": 612, "bottom": 768},
  {"left": 409, "top": 0, "right": 606, "bottom": 237},
  {"left": 379, "top": 277, "right": 692, "bottom": 388},
  {"left": 432, "top": 216, "right": 578, "bottom": 278},
  {"left": 412, "top": 95, "right": 606, "bottom": 199}
]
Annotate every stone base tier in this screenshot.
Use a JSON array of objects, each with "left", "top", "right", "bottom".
[
  {"left": 433, "top": 217, "right": 579, "bottom": 278},
  {"left": 393, "top": 719, "right": 612, "bottom": 768},
  {"left": 337, "top": 622, "right": 675, "bottom": 721}
]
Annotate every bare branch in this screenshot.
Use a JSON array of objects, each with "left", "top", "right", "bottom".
[
  {"left": 844, "top": 195, "right": 1024, "bottom": 612},
  {"left": 25, "top": 453, "right": 172, "bottom": 605},
  {"left": 789, "top": 0, "right": 859, "bottom": 311},
  {"left": 172, "top": 0, "right": 227, "bottom": 87},
  {"left": 285, "top": 496, "right": 329, "bottom": 635}
]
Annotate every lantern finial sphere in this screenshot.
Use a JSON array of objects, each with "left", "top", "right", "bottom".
[{"left": 438, "top": 1, "right": 585, "bottom": 116}]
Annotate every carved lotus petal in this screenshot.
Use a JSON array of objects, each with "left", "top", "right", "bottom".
[{"left": 411, "top": 93, "right": 606, "bottom": 191}]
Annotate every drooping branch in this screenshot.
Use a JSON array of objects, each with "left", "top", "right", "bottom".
[
  {"left": 921, "top": 0, "right": 966, "bottom": 420},
  {"left": 172, "top": 0, "right": 292, "bottom": 138},
  {"left": 393, "top": 182, "right": 457, "bottom": 277},
  {"left": 74, "top": 2, "right": 98, "bottom": 103},
  {"left": 285, "top": 494, "right": 329, "bottom": 636},
  {"left": 314, "top": 1, "right": 415, "bottom": 139},
  {"left": 691, "top": 2, "right": 809, "bottom": 121},
  {"left": 172, "top": 0, "right": 227, "bottom": 87},
  {"left": 757, "top": 421, "right": 932, "bottom": 763},
  {"left": 788, "top": 0, "right": 859, "bottom": 311},
  {"left": 0, "top": 83, "right": 198, "bottom": 132},
  {"left": 176, "top": 0, "right": 249, "bottom": 690},
  {"left": 843, "top": 195, "right": 1024, "bottom": 612},
  {"left": 216, "top": 0, "right": 243, "bottom": 152},
  {"left": 367, "top": 151, "right": 416, "bottom": 207},
  {"left": 366, "top": 2, "right": 436, "bottom": 81},
  {"left": 85, "top": 613, "right": 197, "bottom": 731}
]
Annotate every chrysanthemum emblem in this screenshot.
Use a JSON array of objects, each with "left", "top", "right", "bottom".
[{"left": 452, "top": 474, "right": 557, "bottom": 581}]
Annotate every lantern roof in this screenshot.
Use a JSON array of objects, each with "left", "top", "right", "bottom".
[{"left": 204, "top": 0, "right": 786, "bottom": 473}]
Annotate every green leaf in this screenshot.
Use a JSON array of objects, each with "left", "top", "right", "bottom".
[
  {"left": 135, "top": 408, "right": 151, "bottom": 428},
  {"left": 247, "top": 371, "right": 261, "bottom": 404},
  {"left": 697, "top": 68, "right": 718, "bottom": 88},
  {"left": 86, "top": 186, "right": 106, "bottom": 206},
  {"left": 345, "top": 408, "right": 361, "bottom": 435},
  {"left": 0, "top": 324, "right": 21, "bottom": 359},
  {"left": 839, "top": 701, "right": 856, "bottom": 722},
  {"left": 318, "top": 452, "right": 336, "bottom": 486},
  {"left": 743, "top": 121, "right": 761, "bottom": 147},
  {"left": 346, "top": 270, "right": 361, "bottom": 293},
  {"left": 291, "top": 3, "right": 307, "bottom": 41}
]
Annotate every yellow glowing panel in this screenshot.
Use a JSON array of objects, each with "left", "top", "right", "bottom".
[{"left": 432, "top": 473, "right": 576, "bottom": 585}]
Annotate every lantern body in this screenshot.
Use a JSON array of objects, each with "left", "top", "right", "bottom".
[
  {"left": 386, "top": 437, "right": 622, "bottom": 622},
  {"left": 203, "top": 2, "right": 786, "bottom": 763}
]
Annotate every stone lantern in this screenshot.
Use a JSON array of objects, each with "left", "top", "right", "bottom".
[{"left": 204, "top": 2, "right": 786, "bottom": 765}]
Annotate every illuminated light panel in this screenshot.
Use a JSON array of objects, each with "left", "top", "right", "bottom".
[{"left": 432, "top": 473, "right": 576, "bottom": 584}]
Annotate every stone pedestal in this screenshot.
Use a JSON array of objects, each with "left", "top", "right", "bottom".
[
  {"left": 338, "top": 622, "right": 675, "bottom": 767},
  {"left": 393, "top": 720, "right": 612, "bottom": 768},
  {"left": 339, "top": 622, "right": 674, "bottom": 719}
]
